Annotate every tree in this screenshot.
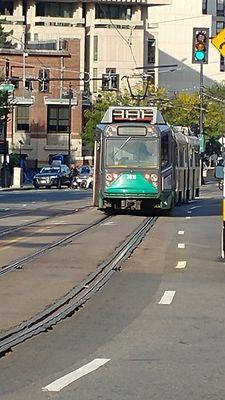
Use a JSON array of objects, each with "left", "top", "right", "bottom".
[
  {"left": 0, "top": 22, "right": 14, "bottom": 49},
  {"left": 82, "top": 81, "right": 168, "bottom": 150}
]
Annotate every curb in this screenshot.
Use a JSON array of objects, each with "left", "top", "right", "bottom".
[{"left": 0, "top": 186, "right": 34, "bottom": 192}]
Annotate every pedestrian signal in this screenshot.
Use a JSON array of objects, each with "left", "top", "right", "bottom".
[{"left": 192, "top": 28, "right": 209, "bottom": 64}]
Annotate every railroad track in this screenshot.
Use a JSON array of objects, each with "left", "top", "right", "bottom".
[
  {"left": 0, "top": 216, "right": 157, "bottom": 357},
  {"left": 0, "top": 213, "right": 109, "bottom": 277},
  {"left": 0, "top": 194, "right": 92, "bottom": 221},
  {"left": 0, "top": 205, "right": 92, "bottom": 238}
]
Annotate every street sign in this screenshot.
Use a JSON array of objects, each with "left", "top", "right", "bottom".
[
  {"left": 199, "top": 134, "right": 205, "bottom": 153},
  {"left": 0, "top": 84, "right": 15, "bottom": 92},
  {"left": 218, "top": 137, "right": 225, "bottom": 146},
  {"left": 0, "top": 141, "right": 8, "bottom": 155},
  {"left": 212, "top": 28, "right": 225, "bottom": 57}
]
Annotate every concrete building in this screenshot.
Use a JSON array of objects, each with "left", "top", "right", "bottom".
[
  {"left": 0, "top": 39, "right": 83, "bottom": 167},
  {"left": 149, "top": 0, "right": 225, "bottom": 93},
  {"left": 0, "top": 0, "right": 172, "bottom": 94}
]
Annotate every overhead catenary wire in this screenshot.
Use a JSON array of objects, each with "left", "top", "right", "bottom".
[{"left": 96, "top": 0, "right": 138, "bottom": 67}]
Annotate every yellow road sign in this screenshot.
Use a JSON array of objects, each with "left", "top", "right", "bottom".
[{"left": 212, "top": 28, "right": 225, "bottom": 57}]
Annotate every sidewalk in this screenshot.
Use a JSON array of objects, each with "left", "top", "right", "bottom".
[{"left": 0, "top": 182, "right": 34, "bottom": 192}]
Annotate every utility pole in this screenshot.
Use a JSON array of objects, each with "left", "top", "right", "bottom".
[
  {"left": 68, "top": 82, "right": 73, "bottom": 165},
  {"left": 1, "top": 59, "right": 10, "bottom": 188},
  {"left": 199, "top": 61, "right": 205, "bottom": 185}
]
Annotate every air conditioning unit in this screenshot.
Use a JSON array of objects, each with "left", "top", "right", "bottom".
[{"left": 59, "top": 39, "right": 68, "bottom": 51}]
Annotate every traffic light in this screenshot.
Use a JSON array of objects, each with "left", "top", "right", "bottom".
[
  {"left": 109, "top": 74, "right": 119, "bottom": 90},
  {"left": 192, "top": 28, "right": 209, "bottom": 64},
  {"left": 102, "top": 74, "right": 110, "bottom": 91},
  {"left": 102, "top": 74, "right": 119, "bottom": 91},
  {"left": 39, "top": 68, "right": 50, "bottom": 92}
]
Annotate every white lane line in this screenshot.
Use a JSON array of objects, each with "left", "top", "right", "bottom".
[
  {"left": 186, "top": 216, "right": 191, "bottom": 220},
  {"left": 178, "top": 230, "right": 184, "bottom": 235},
  {"left": 42, "top": 358, "right": 110, "bottom": 392},
  {"left": 158, "top": 291, "right": 176, "bottom": 305},
  {"left": 175, "top": 261, "right": 187, "bottom": 269},
  {"left": 178, "top": 243, "right": 185, "bottom": 249},
  {"left": 102, "top": 221, "right": 117, "bottom": 226}
]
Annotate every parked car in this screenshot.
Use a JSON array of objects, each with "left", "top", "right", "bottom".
[{"left": 33, "top": 165, "right": 71, "bottom": 189}]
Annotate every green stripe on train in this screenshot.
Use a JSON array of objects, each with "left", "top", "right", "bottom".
[{"left": 105, "top": 173, "right": 158, "bottom": 195}]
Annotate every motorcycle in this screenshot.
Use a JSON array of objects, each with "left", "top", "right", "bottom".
[
  {"left": 219, "top": 179, "right": 223, "bottom": 191},
  {"left": 71, "top": 174, "right": 93, "bottom": 190},
  {"left": 76, "top": 174, "right": 93, "bottom": 189}
]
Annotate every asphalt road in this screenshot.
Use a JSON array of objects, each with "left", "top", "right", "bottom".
[
  {"left": 0, "top": 182, "right": 225, "bottom": 400},
  {"left": 0, "top": 187, "right": 93, "bottom": 213}
]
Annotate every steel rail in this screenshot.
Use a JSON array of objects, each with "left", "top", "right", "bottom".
[
  {"left": 0, "top": 216, "right": 157, "bottom": 357},
  {"left": 0, "top": 213, "right": 110, "bottom": 276},
  {"left": 0, "top": 205, "right": 92, "bottom": 238}
]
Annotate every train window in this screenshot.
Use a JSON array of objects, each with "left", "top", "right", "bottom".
[
  {"left": 195, "top": 150, "right": 200, "bottom": 166},
  {"left": 161, "top": 134, "right": 169, "bottom": 167},
  {"left": 189, "top": 148, "right": 194, "bottom": 167},
  {"left": 179, "top": 147, "right": 185, "bottom": 167},
  {"left": 106, "top": 138, "right": 159, "bottom": 168}
]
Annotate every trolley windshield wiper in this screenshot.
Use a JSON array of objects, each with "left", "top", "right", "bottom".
[{"left": 113, "top": 136, "right": 131, "bottom": 158}]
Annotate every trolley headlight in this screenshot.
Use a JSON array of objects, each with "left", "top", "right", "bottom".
[
  {"left": 144, "top": 173, "right": 150, "bottom": 180},
  {"left": 106, "top": 126, "right": 117, "bottom": 136},
  {"left": 106, "top": 173, "right": 113, "bottom": 181}
]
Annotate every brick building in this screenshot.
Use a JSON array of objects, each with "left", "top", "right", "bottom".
[{"left": 0, "top": 38, "right": 83, "bottom": 167}]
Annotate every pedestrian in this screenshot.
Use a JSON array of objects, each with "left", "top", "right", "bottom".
[
  {"left": 69, "top": 164, "right": 79, "bottom": 188},
  {"left": 210, "top": 152, "right": 218, "bottom": 167}
]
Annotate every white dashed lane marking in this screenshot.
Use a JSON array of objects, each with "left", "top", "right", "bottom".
[
  {"left": 175, "top": 261, "right": 187, "bottom": 269},
  {"left": 42, "top": 358, "right": 111, "bottom": 392},
  {"left": 178, "top": 231, "right": 184, "bottom": 235},
  {"left": 158, "top": 291, "right": 176, "bottom": 305},
  {"left": 178, "top": 243, "right": 185, "bottom": 249}
]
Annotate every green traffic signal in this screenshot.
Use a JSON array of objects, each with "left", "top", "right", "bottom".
[{"left": 192, "top": 27, "right": 209, "bottom": 64}]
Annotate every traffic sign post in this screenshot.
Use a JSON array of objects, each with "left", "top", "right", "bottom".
[{"left": 211, "top": 31, "right": 225, "bottom": 259}]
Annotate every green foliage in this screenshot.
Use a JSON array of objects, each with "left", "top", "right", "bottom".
[
  {"left": 83, "top": 80, "right": 225, "bottom": 153},
  {"left": 82, "top": 82, "right": 168, "bottom": 150},
  {"left": 0, "top": 23, "right": 14, "bottom": 49}
]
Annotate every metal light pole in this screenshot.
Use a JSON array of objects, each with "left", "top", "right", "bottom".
[
  {"left": 1, "top": 59, "right": 10, "bottom": 188},
  {"left": 68, "top": 82, "right": 73, "bottom": 165},
  {"left": 199, "top": 61, "right": 205, "bottom": 185}
]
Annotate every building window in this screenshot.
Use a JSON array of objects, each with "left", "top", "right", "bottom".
[
  {"left": 16, "top": 106, "right": 29, "bottom": 131},
  {"left": 217, "top": 0, "right": 225, "bottom": 16},
  {"left": 93, "top": 36, "right": 98, "bottom": 61},
  {"left": 202, "top": 0, "right": 207, "bottom": 14},
  {"left": 147, "top": 38, "right": 155, "bottom": 64},
  {"left": 0, "top": 1, "right": 13, "bottom": 15},
  {"left": 216, "top": 21, "right": 224, "bottom": 33},
  {"left": 93, "top": 68, "right": 98, "bottom": 93},
  {"left": 47, "top": 106, "right": 69, "bottom": 133},
  {"left": 95, "top": 4, "right": 132, "bottom": 20},
  {"left": 216, "top": 22, "right": 225, "bottom": 70},
  {"left": 36, "top": 2, "right": 74, "bottom": 18}
]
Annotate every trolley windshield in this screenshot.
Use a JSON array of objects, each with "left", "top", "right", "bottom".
[{"left": 105, "top": 138, "right": 159, "bottom": 168}]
